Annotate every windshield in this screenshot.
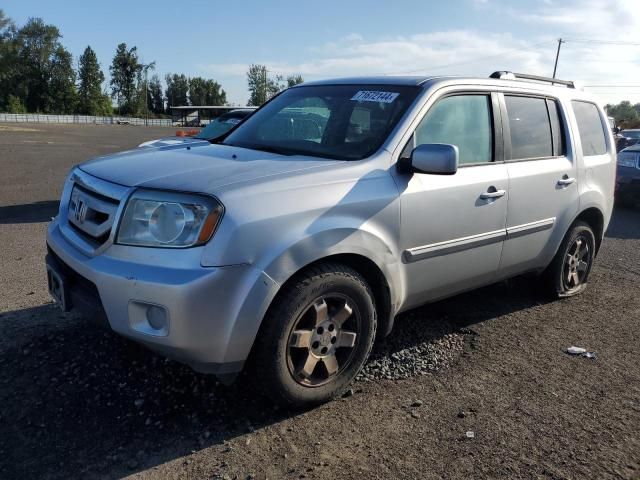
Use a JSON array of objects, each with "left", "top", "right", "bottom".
[
  {"left": 195, "top": 114, "right": 247, "bottom": 139},
  {"left": 623, "top": 130, "right": 640, "bottom": 139},
  {"left": 222, "top": 85, "right": 421, "bottom": 160}
]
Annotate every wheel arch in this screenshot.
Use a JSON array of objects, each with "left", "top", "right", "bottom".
[
  {"left": 287, "top": 253, "right": 394, "bottom": 339},
  {"left": 574, "top": 206, "right": 605, "bottom": 254}
]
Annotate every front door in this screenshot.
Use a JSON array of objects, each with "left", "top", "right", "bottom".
[{"left": 394, "top": 92, "right": 509, "bottom": 309}]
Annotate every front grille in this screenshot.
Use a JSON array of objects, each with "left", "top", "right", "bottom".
[{"left": 67, "top": 183, "right": 120, "bottom": 247}]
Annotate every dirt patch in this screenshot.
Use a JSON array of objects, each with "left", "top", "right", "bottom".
[{"left": 0, "top": 125, "right": 41, "bottom": 133}]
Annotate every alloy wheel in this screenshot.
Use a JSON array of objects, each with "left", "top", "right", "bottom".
[
  {"left": 562, "top": 234, "right": 592, "bottom": 291},
  {"left": 286, "top": 294, "right": 360, "bottom": 387}
]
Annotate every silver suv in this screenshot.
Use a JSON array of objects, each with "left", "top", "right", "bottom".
[{"left": 46, "top": 72, "right": 616, "bottom": 405}]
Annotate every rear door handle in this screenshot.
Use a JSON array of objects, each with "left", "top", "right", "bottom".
[
  {"left": 557, "top": 176, "right": 576, "bottom": 186},
  {"left": 480, "top": 189, "right": 506, "bottom": 199}
]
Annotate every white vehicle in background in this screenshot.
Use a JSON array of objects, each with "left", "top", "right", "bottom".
[{"left": 138, "top": 109, "right": 255, "bottom": 148}]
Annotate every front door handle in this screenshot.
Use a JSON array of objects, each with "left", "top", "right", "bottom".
[
  {"left": 480, "top": 189, "right": 506, "bottom": 199},
  {"left": 557, "top": 176, "right": 576, "bottom": 186}
]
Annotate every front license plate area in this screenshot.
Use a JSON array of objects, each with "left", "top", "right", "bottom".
[{"left": 46, "top": 264, "right": 69, "bottom": 312}]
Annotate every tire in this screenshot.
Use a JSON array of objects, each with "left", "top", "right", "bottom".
[
  {"left": 250, "top": 263, "right": 377, "bottom": 407},
  {"left": 543, "top": 221, "right": 596, "bottom": 298}
]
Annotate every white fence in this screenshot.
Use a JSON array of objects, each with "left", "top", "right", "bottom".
[{"left": 0, "top": 113, "right": 172, "bottom": 126}]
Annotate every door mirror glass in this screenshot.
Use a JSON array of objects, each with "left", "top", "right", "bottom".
[{"left": 411, "top": 143, "right": 459, "bottom": 175}]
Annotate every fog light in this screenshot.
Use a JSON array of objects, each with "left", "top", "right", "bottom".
[{"left": 146, "top": 305, "right": 167, "bottom": 330}]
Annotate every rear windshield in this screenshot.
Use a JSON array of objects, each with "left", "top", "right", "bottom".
[
  {"left": 222, "top": 85, "right": 421, "bottom": 160},
  {"left": 196, "top": 113, "right": 247, "bottom": 140}
]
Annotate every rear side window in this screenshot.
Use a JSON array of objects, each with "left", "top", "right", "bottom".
[
  {"left": 414, "top": 94, "right": 493, "bottom": 165},
  {"left": 572, "top": 101, "right": 607, "bottom": 156},
  {"left": 505, "top": 96, "right": 554, "bottom": 159}
]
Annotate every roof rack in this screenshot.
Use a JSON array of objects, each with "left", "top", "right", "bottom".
[{"left": 489, "top": 71, "right": 575, "bottom": 89}]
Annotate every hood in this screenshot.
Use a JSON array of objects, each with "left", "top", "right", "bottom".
[
  {"left": 79, "top": 143, "right": 335, "bottom": 194},
  {"left": 137, "top": 136, "right": 209, "bottom": 149}
]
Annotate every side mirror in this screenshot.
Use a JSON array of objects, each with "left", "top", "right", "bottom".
[{"left": 410, "top": 143, "right": 459, "bottom": 175}]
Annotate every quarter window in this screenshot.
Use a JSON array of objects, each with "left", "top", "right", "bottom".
[
  {"left": 504, "top": 96, "right": 554, "bottom": 160},
  {"left": 413, "top": 95, "right": 493, "bottom": 165},
  {"left": 572, "top": 101, "right": 607, "bottom": 156}
]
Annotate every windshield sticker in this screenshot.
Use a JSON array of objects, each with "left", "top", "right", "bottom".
[{"left": 351, "top": 91, "right": 399, "bottom": 103}]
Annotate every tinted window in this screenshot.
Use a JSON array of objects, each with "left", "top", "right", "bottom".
[
  {"left": 414, "top": 95, "right": 493, "bottom": 165},
  {"left": 572, "top": 101, "right": 607, "bottom": 156},
  {"left": 505, "top": 96, "right": 553, "bottom": 159},
  {"left": 223, "top": 85, "right": 420, "bottom": 160},
  {"left": 547, "top": 99, "right": 565, "bottom": 156}
]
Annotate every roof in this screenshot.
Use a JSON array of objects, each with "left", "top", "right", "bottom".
[
  {"left": 170, "top": 105, "right": 257, "bottom": 110},
  {"left": 298, "top": 73, "right": 582, "bottom": 93},
  {"left": 300, "top": 76, "right": 439, "bottom": 87}
]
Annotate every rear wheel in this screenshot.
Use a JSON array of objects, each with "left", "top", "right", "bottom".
[
  {"left": 543, "top": 221, "right": 595, "bottom": 298},
  {"left": 252, "top": 263, "right": 376, "bottom": 406}
]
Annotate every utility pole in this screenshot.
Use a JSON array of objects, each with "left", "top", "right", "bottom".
[{"left": 552, "top": 38, "right": 564, "bottom": 79}]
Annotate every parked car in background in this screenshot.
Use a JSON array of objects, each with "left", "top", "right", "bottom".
[
  {"left": 616, "top": 145, "right": 640, "bottom": 205},
  {"left": 138, "top": 109, "right": 255, "bottom": 148},
  {"left": 46, "top": 72, "right": 615, "bottom": 406},
  {"left": 616, "top": 128, "right": 640, "bottom": 152}
]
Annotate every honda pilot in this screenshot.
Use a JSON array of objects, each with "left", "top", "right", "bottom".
[{"left": 46, "top": 72, "right": 616, "bottom": 406}]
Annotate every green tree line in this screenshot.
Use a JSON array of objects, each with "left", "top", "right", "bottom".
[
  {"left": 0, "top": 10, "right": 235, "bottom": 117},
  {"left": 605, "top": 101, "right": 640, "bottom": 129}
]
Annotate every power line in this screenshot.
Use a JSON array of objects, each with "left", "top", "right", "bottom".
[{"left": 564, "top": 38, "right": 640, "bottom": 46}]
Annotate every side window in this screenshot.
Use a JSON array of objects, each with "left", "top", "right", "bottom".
[
  {"left": 504, "top": 96, "right": 553, "bottom": 159},
  {"left": 572, "top": 101, "right": 607, "bottom": 156},
  {"left": 413, "top": 95, "right": 493, "bottom": 165},
  {"left": 547, "top": 99, "right": 565, "bottom": 156}
]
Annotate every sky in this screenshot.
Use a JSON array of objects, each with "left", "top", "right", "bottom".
[{"left": 4, "top": 0, "right": 640, "bottom": 106}]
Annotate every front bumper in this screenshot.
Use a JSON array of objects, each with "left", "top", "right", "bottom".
[
  {"left": 616, "top": 165, "right": 640, "bottom": 201},
  {"left": 46, "top": 219, "right": 279, "bottom": 376}
]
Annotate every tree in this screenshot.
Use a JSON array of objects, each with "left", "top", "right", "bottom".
[
  {"left": 0, "top": 10, "right": 17, "bottom": 110},
  {"left": 189, "top": 77, "right": 226, "bottom": 105},
  {"left": 48, "top": 45, "right": 77, "bottom": 114},
  {"left": 165, "top": 73, "right": 189, "bottom": 110},
  {"left": 14, "top": 18, "right": 62, "bottom": 112},
  {"left": 6, "top": 94, "right": 26, "bottom": 113},
  {"left": 246, "top": 65, "right": 303, "bottom": 106},
  {"left": 134, "top": 61, "right": 155, "bottom": 118},
  {"left": 287, "top": 74, "right": 304, "bottom": 87},
  {"left": 77, "top": 46, "right": 110, "bottom": 115},
  {"left": 605, "top": 101, "right": 639, "bottom": 125},
  {"left": 246, "top": 64, "right": 270, "bottom": 106},
  {"left": 109, "top": 43, "right": 143, "bottom": 115},
  {"left": 148, "top": 74, "right": 164, "bottom": 114}
]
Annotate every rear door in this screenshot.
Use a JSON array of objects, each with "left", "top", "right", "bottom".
[{"left": 498, "top": 93, "right": 579, "bottom": 277}]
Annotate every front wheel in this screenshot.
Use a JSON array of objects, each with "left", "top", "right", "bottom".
[
  {"left": 543, "top": 221, "right": 596, "bottom": 298},
  {"left": 251, "top": 263, "right": 377, "bottom": 407}
]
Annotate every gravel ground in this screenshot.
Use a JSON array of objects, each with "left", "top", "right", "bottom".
[{"left": 0, "top": 123, "right": 639, "bottom": 479}]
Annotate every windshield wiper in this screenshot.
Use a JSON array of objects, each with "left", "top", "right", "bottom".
[{"left": 225, "top": 143, "right": 294, "bottom": 156}]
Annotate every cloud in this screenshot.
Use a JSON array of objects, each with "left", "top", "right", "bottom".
[
  {"left": 202, "top": 30, "right": 551, "bottom": 80},
  {"left": 201, "top": 0, "right": 640, "bottom": 105}
]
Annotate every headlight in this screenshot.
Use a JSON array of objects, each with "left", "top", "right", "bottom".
[
  {"left": 116, "top": 190, "right": 223, "bottom": 248},
  {"left": 618, "top": 152, "right": 638, "bottom": 168}
]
